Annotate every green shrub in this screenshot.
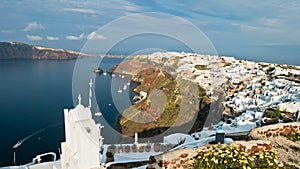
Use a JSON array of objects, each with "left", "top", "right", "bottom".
[
  {"left": 106, "top": 151, "right": 114, "bottom": 158},
  {"left": 265, "top": 108, "right": 281, "bottom": 119},
  {"left": 281, "top": 131, "right": 300, "bottom": 142}
]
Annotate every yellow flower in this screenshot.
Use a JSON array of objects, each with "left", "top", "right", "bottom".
[
  {"left": 278, "top": 162, "right": 284, "bottom": 167},
  {"left": 249, "top": 157, "right": 254, "bottom": 161}
]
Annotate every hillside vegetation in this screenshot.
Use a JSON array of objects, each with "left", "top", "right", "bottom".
[{"left": 111, "top": 58, "right": 212, "bottom": 138}]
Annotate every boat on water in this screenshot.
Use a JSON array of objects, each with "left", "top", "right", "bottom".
[
  {"left": 103, "top": 72, "right": 107, "bottom": 76},
  {"left": 95, "top": 112, "right": 102, "bottom": 116},
  {"left": 12, "top": 141, "right": 22, "bottom": 149},
  {"left": 123, "top": 85, "right": 127, "bottom": 90},
  {"left": 117, "top": 87, "right": 122, "bottom": 93},
  {"left": 94, "top": 68, "right": 104, "bottom": 74},
  {"left": 112, "top": 74, "right": 115, "bottom": 77}
]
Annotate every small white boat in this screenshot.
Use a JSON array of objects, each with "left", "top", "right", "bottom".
[
  {"left": 112, "top": 74, "right": 115, "bottom": 77},
  {"left": 123, "top": 85, "right": 127, "bottom": 90},
  {"left": 108, "top": 103, "right": 112, "bottom": 106},
  {"left": 95, "top": 112, "right": 102, "bottom": 116},
  {"left": 13, "top": 141, "right": 23, "bottom": 149},
  {"left": 94, "top": 68, "right": 103, "bottom": 74},
  {"left": 103, "top": 72, "right": 107, "bottom": 76},
  {"left": 121, "top": 75, "right": 125, "bottom": 78},
  {"left": 117, "top": 87, "right": 122, "bottom": 93},
  {"left": 127, "top": 82, "right": 130, "bottom": 86},
  {"left": 119, "top": 74, "right": 122, "bottom": 77}
]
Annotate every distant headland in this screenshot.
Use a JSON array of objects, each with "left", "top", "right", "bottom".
[{"left": 0, "top": 42, "right": 128, "bottom": 60}]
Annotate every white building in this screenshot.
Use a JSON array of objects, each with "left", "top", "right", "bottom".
[{"left": 60, "top": 94, "right": 104, "bottom": 169}]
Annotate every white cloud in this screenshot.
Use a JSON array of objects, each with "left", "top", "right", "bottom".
[
  {"left": 24, "top": 22, "right": 45, "bottom": 31},
  {"left": 232, "top": 23, "right": 276, "bottom": 32},
  {"left": 87, "top": 31, "right": 106, "bottom": 40},
  {"left": 260, "top": 42, "right": 285, "bottom": 46},
  {"left": 46, "top": 36, "right": 59, "bottom": 41},
  {"left": 260, "top": 17, "right": 279, "bottom": 26},
  {"left": 239, "top": 24, "right": 260, "bottom": 31},
  {"left": 26, "top": 34, "right": 43, "bottom": 41},
  {"left": 63, "top": 8, "right": 96, "bottom": 14},
  {"left": 231, "top": 23, "right": 259, "bottom": 31},
  {"left": 121, "top": 5, "right": 140, "bottom": 12},
  {"left": 66, "top": 33, "right": 85, "bottom": 40},
  {"left": 1, "top": 30, "right": 13, "bottom": 34}
]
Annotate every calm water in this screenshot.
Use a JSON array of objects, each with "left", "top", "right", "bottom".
[{"left": 0, "top": 58, "right": 133, "bottom": 167}]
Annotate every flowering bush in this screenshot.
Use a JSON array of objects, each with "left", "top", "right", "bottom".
[
  {"left": 194, "top": 144, "right": 284, "bottom": 169},
  {"left": 281, "top": 130, "right": 300, "bottom": 142}
]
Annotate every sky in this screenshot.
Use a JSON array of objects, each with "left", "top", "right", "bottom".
[{"left": 1, "top": 0, "right": 300, "bottom": 65}]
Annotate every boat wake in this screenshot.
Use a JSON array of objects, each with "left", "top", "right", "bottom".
[{"left": 13, "top": 123, "right": 61, "bottom": 149}]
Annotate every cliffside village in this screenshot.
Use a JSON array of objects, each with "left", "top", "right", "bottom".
[{"left": 2, "top": 52, "right": 300, "bottom": 169}]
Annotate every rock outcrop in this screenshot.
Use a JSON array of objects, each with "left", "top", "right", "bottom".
[{"left": 249, "top": 122, "right": 300, "bottom": 167}]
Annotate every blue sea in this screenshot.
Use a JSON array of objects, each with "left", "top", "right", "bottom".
[{"left": 0, "top": 58, "right": 135, "bottom": 167}]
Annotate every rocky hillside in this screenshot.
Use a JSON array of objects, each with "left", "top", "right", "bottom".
[
  {"left": 0, "top": 42, "right": 86, "bottom": 60},
  {"left": 109, "top": 52, "right": 225, "bottom": 139},
  {"left": 249, "top": 122, "right": 300, "bottom": 168}
]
